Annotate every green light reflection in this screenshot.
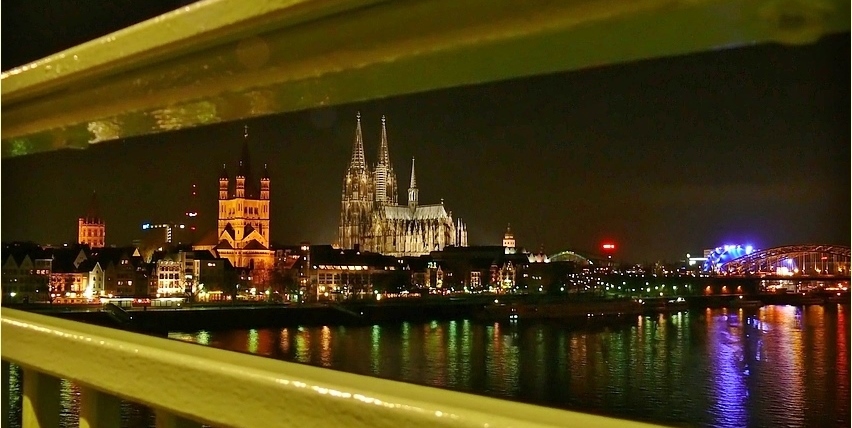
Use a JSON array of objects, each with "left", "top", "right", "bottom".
[{"left": 248, "top": 329, "right": 259, "bottom": 354}]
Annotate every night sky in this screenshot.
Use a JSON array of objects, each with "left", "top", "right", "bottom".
[{"left": 2, "top": 2, "right": 849, "bottom": 262}]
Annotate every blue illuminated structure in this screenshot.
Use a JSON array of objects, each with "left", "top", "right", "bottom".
[{"left": 703, "top": 244, "right": 756, "bottom": 272}]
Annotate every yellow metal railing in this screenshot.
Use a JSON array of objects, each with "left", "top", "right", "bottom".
[
  {"left": 1, "top": 308, "right": 661, "bottom": 427},
  {"left": 2, "top": 0, "right": 847, "bottom": 158}
]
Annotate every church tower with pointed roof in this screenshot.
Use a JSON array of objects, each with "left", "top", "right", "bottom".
[
  {"left": 372, "top": 115, "right": 398, "bottom": 207},
  {"left": 78, "top": 191, "right": 105, "bottom": 248},
  {"left": 338, "top": 112, "right": 375, "bottom": 249},
  {"left": 214, "top": 126, "right": 274, "bottom": 270}
]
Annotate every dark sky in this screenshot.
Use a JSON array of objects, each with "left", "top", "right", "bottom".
[{"left": 2, "top": 2, "right": 849, "bottom": 262}]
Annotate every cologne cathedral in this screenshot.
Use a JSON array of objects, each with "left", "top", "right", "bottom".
[{"left": 338, "top": 113, "right": 468, "bottom": 257}]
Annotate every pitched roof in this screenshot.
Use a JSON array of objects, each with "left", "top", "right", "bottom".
[
  {"left": 81, "top": 191, "right": 103, "bottom": 223},
  {"left": 381, "top": 204, "right": 448, "bottom": 221},
  {"left": 51, "top": 252, "right": 81, "bottom": 273},
  {"left": 89, "top": 246, "right": 134, "bottom": 265},
  {"left": 243, "top": 239, "right": 268, "bottom": 250},
  {"left": 2, "top": 242, "right": 50, "bottom": 266},
  {"left": 77, "top": 259, "right": 99, "bottom": 273},
  {"left": 222, "top": 224, "right": 236, "bottom": 240}
]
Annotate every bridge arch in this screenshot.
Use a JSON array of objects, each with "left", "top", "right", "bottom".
[
  {"left": 548, "top": 250, "right": 594, "bottom": 265},
  {"left": 717, "top": 244, "right": 850, "bottom": 276}
]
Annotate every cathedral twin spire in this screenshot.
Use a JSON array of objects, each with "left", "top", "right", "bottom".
[
  {"left": 349, "top": 112, "right": 394, "bottom": 172},
  {"left": 346, "top": 112, "right": 402, "bottom": 206}
]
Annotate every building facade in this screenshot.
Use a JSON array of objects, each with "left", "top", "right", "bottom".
[
  {"left": 1, "top": 244, "right": 51, "bottom": 302},
  {"left": 211, "top": 128, "right": 275, "bottom": 270},
  {"left": 49, "top": 253, "right": 103, "bottom": 299},
  {"left": 78, "top": 192, "right": 105, "bottom": 248},
  {"left": 338, "top": 113, "right": 468, "bottom": 257}
]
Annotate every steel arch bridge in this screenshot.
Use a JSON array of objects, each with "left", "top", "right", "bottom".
[
  {"left": 548, "top": 250, "right": 595, "bottom": 265},
  {"left": 718, "top": 244, "right": 851, "bottom": 276}
]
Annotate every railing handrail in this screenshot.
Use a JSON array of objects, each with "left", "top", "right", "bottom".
[
  {"left": 3, "top": 0, "right": 847, "bottom": 158},
  {"left": 1, "top": 308, "right": 660, "bottom": 427}
]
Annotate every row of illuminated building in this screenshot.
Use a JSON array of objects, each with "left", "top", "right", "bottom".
[
  {"left": 3, "top": 239, "right": 602, "bottom": 303},
  {"left": 1, "top": 241, "right": 248, "bottom": 303},
  {"left": 270, "top": 244, "right": 598, "bottom": 300}
]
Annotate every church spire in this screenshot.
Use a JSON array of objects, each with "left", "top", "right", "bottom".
[
  {"left": 379, "top": 115, "right": 390, "bottom": 166},
  {"left": 85, "top": 190, "right": 101, "bottom": 221},
  {"left": 409, "top": 157, "right": 417, "bottom": 188},
  {"left": 349, "top": 112, "right": 366, "bottom": 170},
  {"left": 407, "top": 157, "right": 418, "bottom": 209},
  {"left": 372, "top": 114, "right": 397, "bottom": 206},
  {"left": 235, "top": 125, "right": 255, "bottom": 198},
  {"left": 238, "top": 125, "right": 252, "bottom": 178}
]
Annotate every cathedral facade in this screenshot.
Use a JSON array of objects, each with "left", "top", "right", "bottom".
[
  {"left": 338, "top": 113, "right": 468, "bottom": 257},
  {"left": 213, "top": 129, "right": 275, "bottom": 270}
]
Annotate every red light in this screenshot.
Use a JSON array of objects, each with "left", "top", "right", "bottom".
[{"left": 602, "top": 243, "right": 616, "bottom": 250}]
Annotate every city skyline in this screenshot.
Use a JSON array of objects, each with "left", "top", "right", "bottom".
[
  {"left": 1, "top": 3, "right": 849, "bottom": 428},
  {"left": 2, "top": 32, "right": 848, "bottom": 262}
]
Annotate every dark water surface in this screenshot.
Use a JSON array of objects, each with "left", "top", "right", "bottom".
[{"left": 6, "top": 305, "right": 850, "bottom": 427}]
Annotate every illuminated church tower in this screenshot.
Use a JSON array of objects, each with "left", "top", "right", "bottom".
[
  {"left": 338, "top": 112, "right": 374, "bottom": 249},
  {"left": 215, "top": 126, "right": 274, "bottom": 269},
  {"left": 373, "top": 115, "right": 398, "bottom": 207},
  {"left": 78, "top": 191, "right": 105, "bottom": 248},
  {"left": 503, "top": 224, "right": 516, "bottom": 254}
]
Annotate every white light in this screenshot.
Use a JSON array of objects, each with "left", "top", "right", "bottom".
[{"left": 10, "top": 292, "right": 16, "bottom": 297}]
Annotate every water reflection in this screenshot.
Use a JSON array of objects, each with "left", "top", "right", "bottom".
[
  {"left": 5, "top": 365, "right": 155, "bottom": 428},
  {"left": 165, "top": 307, "right": 849, "bottom": 427},
  {"left": 706, "top": 308, "right": 748, "bottom": 427}
]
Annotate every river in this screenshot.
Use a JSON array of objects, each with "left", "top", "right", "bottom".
[{"left": 5, "top": 304, "right": 850, "bottom": 427}]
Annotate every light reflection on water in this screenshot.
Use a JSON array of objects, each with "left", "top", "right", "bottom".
[
  {"left": 4, "top": 306, "right": 850, "bottom": 427},
  {"left": 168, "top": 306, "right": 848, "bottom": 427},
  {"left": 5, "top": 367, "right": 156, "bottom": 428}
]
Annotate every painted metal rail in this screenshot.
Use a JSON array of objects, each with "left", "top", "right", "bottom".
[
  {"left": 2, "top": 0, "right": 848, "bottom": 157},
  {"left": 1, "top": 308, "right": 661, "bottom": 427}
]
